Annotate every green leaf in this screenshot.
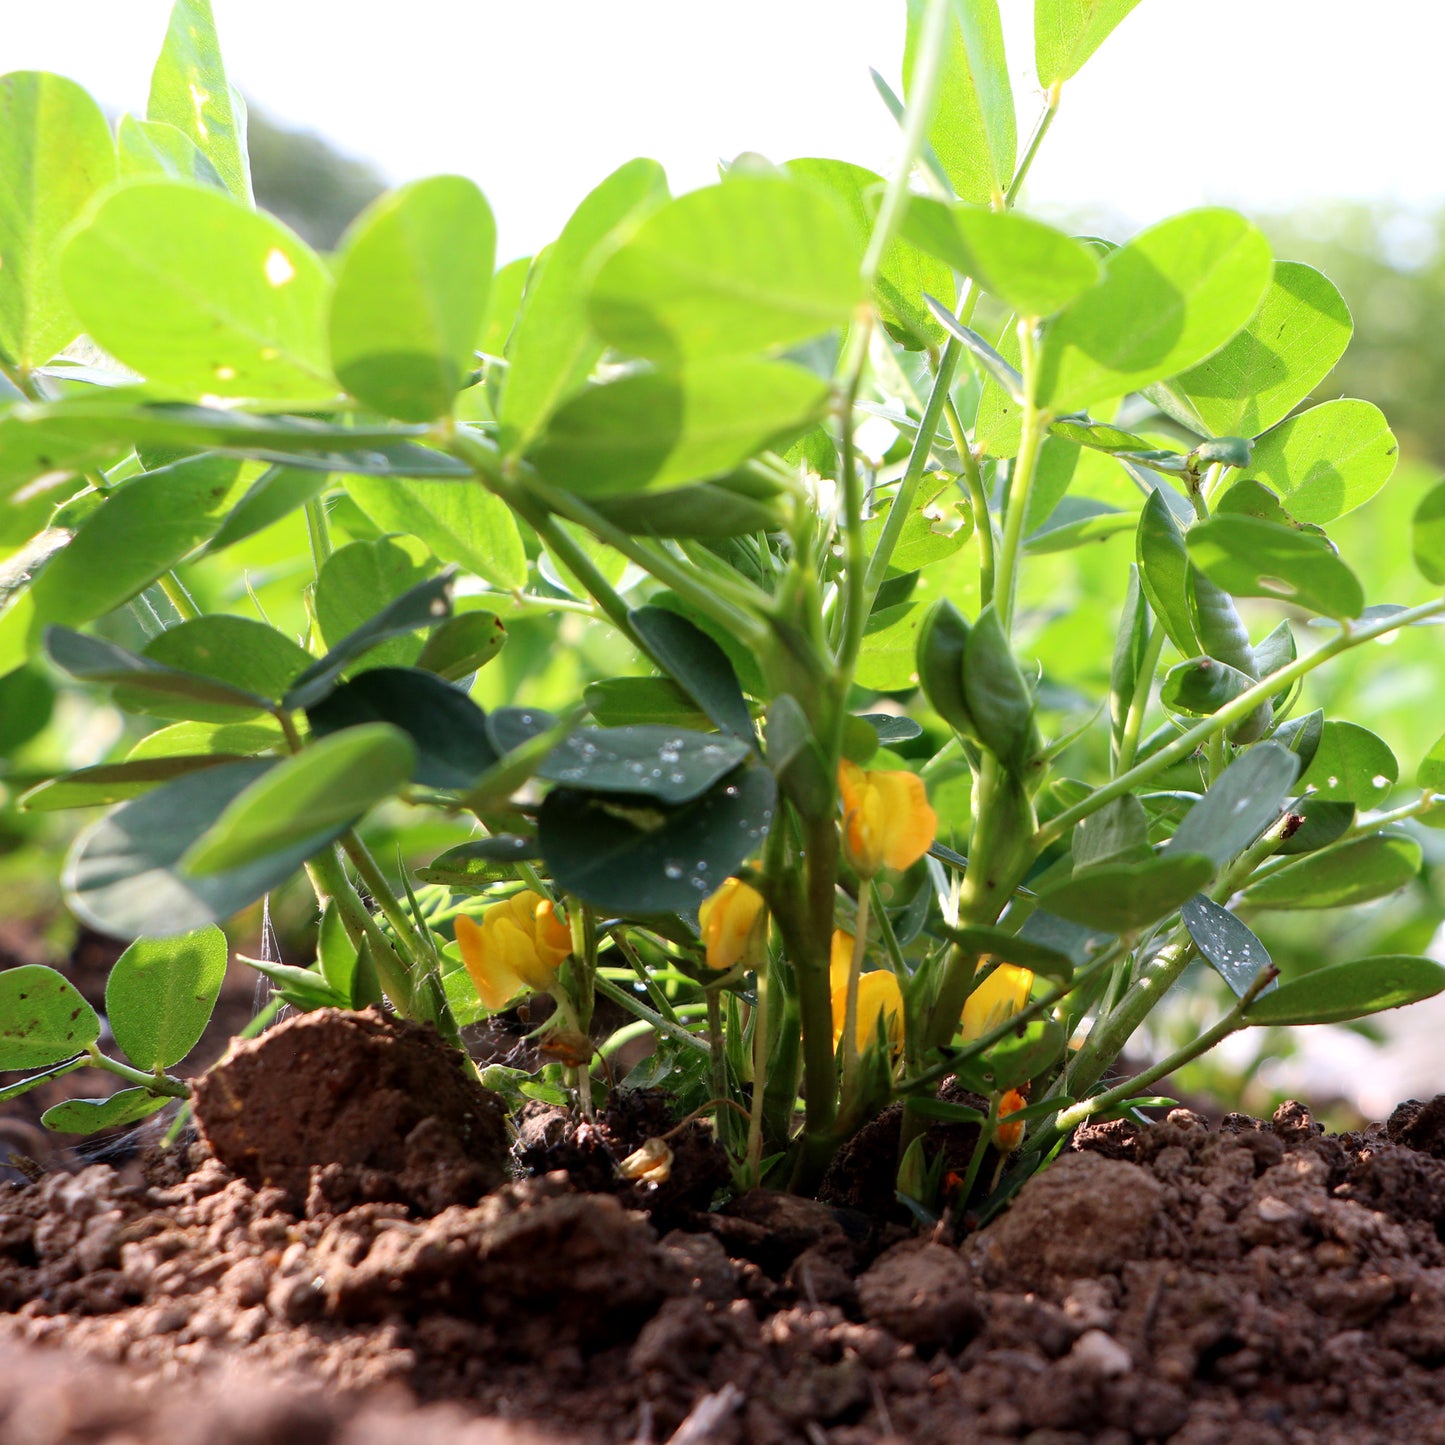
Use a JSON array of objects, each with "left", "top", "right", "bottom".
[
  {"left": 21, "top": 456, "right": 245, "bottom": 646},
  {"left": 329, "top": 176, "right": 495, "bottom": 422},
  {"left": 480, "top": 254, "right": 531, "bottom": 358},
  {"left": 64, "top": 759, "right": 340, "bottom": 937},
  {"left": 121, "top": 615, "right": 312, "bottom": 724},
  {"left": 1273, "top": 708, "right": 1324, "bottom": 774},
  {"left": 1238, "top": 399, "right": 1397, "bottom": 524},
  {"left": 1252, "top": 618, "right": 1296, "bottom": 679},
  {"left": 629, "top": 605, "right": 753, "bottom": 742},
  {"left": 939, "top": 926, "right": 1074, "bottom": 981},
  {"left": 537, "top": 726, "right": 749, "bottom": 806},
  {"left": 1168, "top": 261, "right": 1352, "bottom": 439},
  {"left": 204, "top": 465, "right": 327, "bottom": 554},
  {"left": 243, "top": 956, "right": 347, "bottom": 1011},
  {"left": 1187, "top": 513, "right": 1364, "bottom": 619},
  {"left": 588, "top": 177, "right": 863, "bottom": 362},
  {"left": 785, "top": 157, "right": 956, "bottom": 348},
  {"left": 1275, "top": 796, "right": 1355, "bottom": 857},
  {"left": 45, "top": 626, "right": 276, "bottom": 718},
  {"left": 585, "top": 476, "right": 791, "bottom": 539},
  {"left": 313, "top": 538, "right": 440, "bottom": 673},
  {"left": 1073, "top": 795, "right": 1150, "bottom": 869},
  {"left": 127, "top": 719, "right": 283, "bottom": 762},
  {"left": 343, "top": 475, "right": 526, "bottom": 590},
  {"left": 539, "top": 764, "right": 776, "bottom": 914},
  {"left": 856, "top": 601, "right": 926, "bottom": 692},
  {"left": 306, "top": 667, "right": 497, "bottom": 790},
  {"left": 105, "top": 925, "right": 227, "bottom": 1069},
  {"left": 42, "top": 1089, "right": 171, "bottom": 1135},
  {"left": 862, "top": 473, "right": 974, "bottom": 572},
  {"left": 959, "top": 1020, "right": 1066, "bottom": 1094},
  {"left": 1180, "top": 894, "right": 1274, "bottom": 999},
  {"left": 1135, "top": 490, "right": 1199, "bottom": 657},
  {"left": 1023, "top": 497, "right": 1133, "bottom": 553},
  {"left": 1035, "top": 0, "right": 1146, "bottom": 85},
  {"left": 1160, "top": 655, "right": 1255, "bottom": 716},
  {"left": 1413, "top": 477, "right": 1445, "bottom": 587},
  {"left": 906, "top": 0, "right": 1016, "bottom": 206},
  {"left": 0, "top": 72, "right": 116, "bottom": 371},
  {"left": 917, "top": 597, "right": 974, "bottom": 737},
  {"left": 146, "top": 0, "right": 251, "bottom": 202},
  {"left": 414, "top": 610, "right": 507, "bottom": 682},
  {"left": 1298, "top": 721, "right": 1398, "bottom": 806},
  {"left": 1035, "top": 210, "right": 1273, "bottom": 411},
  {"left": 116, "top": 114, "right": 226, "bottom": 189},
  {"left": 181, "top": 724, "right": 415, "bottom": 875},
  {"left": 1166, "top": 742, "right": 1299, "bottom": 867},
  {"left": 1419, "top": 728, "right": 1445, "bottom": 792},
  {"left": 1245, "top": 955, "right": 1445, "bottom": 1027},
  {"left": 1035, "top": 852, "right": 1215, "bottom": 933},
  {"left": 902, "top": 201, "right": 1100, "bottom": 317},
  {"left": 61, "top": 182, "right": 334, "bottom": 401},
  {"left": 926, "top": 302, "right": 1024, "bottom": 400},
  {"left": 500, "top": 159, "right": 668, "bottom": 452},
  {"left": 0, "top": 1058, "right": 86, "bottom": 1106},
  {"left": 1110, "top": 567, "right": 1150, "bottom": 749},
  {"left": 584, "top": 677, "right": 712, "bottom": 731},
  {"left": 0, "top": 964, "right": 100, "bottom": 1069},
  {"left": 19, "top": 755, "right": 244, "bottom": 812},
  {"left": 528, "top": 359, "right": 828, "bottom": 495},
  {"left": 1242, "top": 832, "right": 1421, "bottom": 910},
  {"left": 962, "top": 605, "right": 1038, "bottom": 770},
  {"left": 416, "top": 836, "right": 538, "bottom": 891}
]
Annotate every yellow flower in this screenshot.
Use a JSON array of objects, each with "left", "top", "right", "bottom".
[
  {"left": 829, "top": 931, "right": 904, "bottom": 1052},
  {"left": 959, "top": 959, "right": 1035, "bottom": 1041},
  {"left": 698, "top": 877, "right": 767, "bottom": 971},
  {"left": 455, "top": 889, "right": 571, "bottom": 1012},
  {"left": 838, "top": 760, "right": 937, "bottom": 878}
]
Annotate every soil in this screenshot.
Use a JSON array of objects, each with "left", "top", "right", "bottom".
[{"left": 6, "top": 1009, "right": 1445, "bottom": 1443}]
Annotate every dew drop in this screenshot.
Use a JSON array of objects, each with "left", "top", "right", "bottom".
[
  {"left": 1371, "top": 774, "right": 1391, "bottom": 790},
  {"left": 663, "top": 860, "right": 685, "bottom": 880}
]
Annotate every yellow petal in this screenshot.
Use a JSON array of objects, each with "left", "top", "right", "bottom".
[
  {"left": 960, "top": 962, "right": 1034, "bottom": 1041},
  {"left": 698, "top": 877, "right": 766, "bottom": 971},
  {"left": 832, "top": 968, "right": 904, "bottom": 1052},
  {"left": 456, "top": 911, "right": 528, "bottom": 1012},
  {"left": 838, "top": 760, "right": 937, "bottom": 876},
  {"left": 829, "top": 930, "right": 856, "bottom": 995}
]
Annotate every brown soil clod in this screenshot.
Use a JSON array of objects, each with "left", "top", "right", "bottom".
[{"left": 190, "top": 1006, "right": 511, "bottom": 1214}]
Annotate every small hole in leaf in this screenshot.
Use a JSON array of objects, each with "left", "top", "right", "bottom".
[{"left": 263, "top": 248, "right": 296, "bottom": 287}]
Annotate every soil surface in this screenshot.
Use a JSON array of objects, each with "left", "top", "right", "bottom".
[{"left": 6, "top": 1010, "right": 1445, "bottom": 1443}]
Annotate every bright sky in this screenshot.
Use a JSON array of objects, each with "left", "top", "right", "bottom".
[{"left": 3, "top": 2, "right": 1435, "bottom": 260}]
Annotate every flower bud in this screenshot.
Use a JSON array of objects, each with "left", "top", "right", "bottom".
[
  {"left": 698, "top": 877, "right": 767, "bottom": 971},
  {"left": 960, "top": 959, "right": 1034, "bottom": 1041},
  {"left": 838, "top": 760, "right": 937, "bottom": 878}
]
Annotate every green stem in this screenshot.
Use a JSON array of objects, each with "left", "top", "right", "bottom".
[
  {"left": 304, "top": 497, "right": 334, "bottom": 569},
  {"left": 339, "top": 830, "right": 433, "bottom": 966},
  {"left": 85, "top": 1046, "right": 189, "bottom": 1099},
  {"left": 1003, "top": 87, "right": 1062, "bottom": 208},
  {"left": 834, "top": 316, "right": 877, "bottom": 677},
  {"left": 593, "top": 974, "right": 710, "bottom": 1055},
  {"left": 992, "top": 330, "right": 1050, "bottom": 633},
  {"left": 839, "top": 885, "right": 873, "bottom": 1100},
  {"left": 944, "top": 397, "right": 995, "bottom": 605},
  {"left": 1036, "top": 596, "right": 1445, "bottom": 849},
  {"left": 1114, "top": 623, "right": 1166, "bottom": 775},
  {"left": 1043, "top": 962, "right": 1277, "bottom": 1146},
  {"left": 306, "top": 848, "right": 417, "bottom": 1016},
  {"left": 156, "top": 571, "right": 202, "bottom": 622},
  {"left": 746, "top": 958, "right": 772, "bottom": 1181}
]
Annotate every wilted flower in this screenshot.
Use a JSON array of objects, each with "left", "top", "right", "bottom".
[
  {"left": 959, "top": 959, "right": 1034, "bottom": 1041},
  {"left": 837, "top": 760, "right": 937, "bottom": 878},
  {"left": 618, "top": 1137, "right": 673, "bottom": 1184},
  {"left": 455, "top": 889, "right": 571, "bottom": 1012},
  {"left": 829, "top": 929, "right": 905, "bottom": 1052},
  {"left": 698, "top": 877, "right": 767, "bottom": 971}
]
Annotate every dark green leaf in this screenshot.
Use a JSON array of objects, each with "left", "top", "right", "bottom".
[
  {"left": 306, "top": 667, "right": 496, "bottom": 790},
  {"left": 42, "top": 1089, "right": 171, "bottom": 1135},
  {"left": 962, "top": 604, "right": 1037, "bottom": 770},
  {"left": 0, "top": 965, "right": 100, "bottom": 1070},
  {"left": 416, "top": 836, "right": 539, "bottom": 891},
  {"left": 1073, "top": 795, "right": 1151, "bottom": 869},
  {"left": 1275, "top": 797, "right": 1355, "bottom": 856},
  {"left": 330, "top": 175, "right": 495, "bottom": 421},
  {"left": 538, "top": 726, "right": 748, "bottom": 806},
  {"left": 1036, "top": 852, "right": 1215, "bottom": 933},
  {"left": 1160, "top": 655, "right": 1255, "bottom": 716},
  {"left": 1165, "top": 742, "right": 1299, "bottom": 867},
  {"left": 937, "top": 925, "right": 1074, "bottom": 981},
  {"left": 584, "top": 677, "right": 712, "bottom": 731},
  {"left": 203, "top": 465, "right": 327, "bottom": 554},
  {"left": 764, "top": 694, "right": 832, "bottom": 818},
  {"left": 629, "top": 605, "right": 754, "bottom": 742},
  {"left": 19, "top": 755, "right": 243, "bottom": 812},
  {"left": 585, "top": 475, "right": 791, "bottom": 539},
  {"left": 284, "top": 566, "right": 454, "bottom": 710},
  {"left": 539, "top": 765, "right": 776, "bottom": 914},
  {"left": 1180, "top": 894, "right": 1275, "bottom": 998},
  {"left": 1272, "top": 708, "right": 1324, "bottom": 774},
  {"left": 1245, "top": 955, "right": 1445, "bottom": 1027},
  {"left": 105, "top": 925, "right": 227, "bottom": 1069},
  {"left": 1136, "top": 490, "right": 1199, "bottom": 657},
  {"left": 1242, "top": 833, "right": 1421, "bottom": 910},
  {"left": 1187, "top": 513, "right": 1364, "bottom": 619},
  {"left": 958, "top": 1020, "right": 1066, "bottom": 1094},
  {"left": 242, "top": 956, "right": 347, "bottom": 1011}
]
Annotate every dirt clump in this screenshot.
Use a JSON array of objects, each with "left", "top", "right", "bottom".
[{"left": 191, "top": 1005, "right": 511, "bottom": 1213}]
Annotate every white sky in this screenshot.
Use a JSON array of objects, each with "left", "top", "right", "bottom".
[{"left": 1, "top": 2, "right": 1434, "bottom": 259}]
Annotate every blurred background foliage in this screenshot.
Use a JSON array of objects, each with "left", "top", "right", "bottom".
[{"left": 3, "top": 118, "right": 1444, "bottom": 1120}]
